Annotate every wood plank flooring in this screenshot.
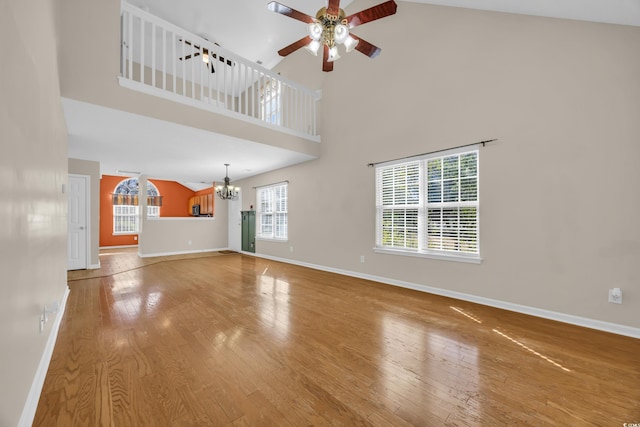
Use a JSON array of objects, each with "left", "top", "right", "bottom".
[{"left": 35, "top": 249, "right": 640, "bottom": 426}]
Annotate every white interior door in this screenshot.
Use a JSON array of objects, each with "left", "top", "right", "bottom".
[{"left": 68, "top": 175, "right": 88, "bottom": 270}]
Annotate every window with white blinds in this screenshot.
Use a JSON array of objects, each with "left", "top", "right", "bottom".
[
  {"left": 257, "top": 182, "right": 288, "bottom": 240},
  {"left": 375, "top": 147, "right": 480, "bottom": 262}
]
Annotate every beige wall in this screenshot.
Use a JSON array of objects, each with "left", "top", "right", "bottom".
[
  {"left": 139, "top": 216, "right": 228, "bottom": 256},
  {"left": 134, "top": 176, "right": 228, "bottom": 256},
  {"left": 0, "top": 0, "right": 69, "bottom": 425},
  {"left": 2, "top": 1, "right": 638, "bottom": 423},
  {"left": 237, "top": 2, "right": 640, "bottom": 330},
  {"left": 68, "top": 158, "right": 100, "bottom": 267}
]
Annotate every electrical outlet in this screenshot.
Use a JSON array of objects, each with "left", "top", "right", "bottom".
[
  {"left": 39, "top": 314, "right": 46, "bottom": 333},
  {"left": 608, "top": 288, "right": 622, "bottom": 304},
  {"left": 360, "top": 255, "right": 365, "bottom": 263},
  {"left": 290, "top": 246, "right": 294, "bottom": 253},
  {"left": 188, "top": 239, "right": 192, "bottom": 245}
]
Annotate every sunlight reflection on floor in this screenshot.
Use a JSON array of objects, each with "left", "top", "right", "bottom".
[
  {"left": 450, "top": 306, "right": 483, "bottom": 324},
  {"left": 493, "top": 328, "right": 572, "bottom": 372}
]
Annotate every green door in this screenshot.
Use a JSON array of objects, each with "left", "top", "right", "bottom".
[{"left": 241, "top": 211, "right": 255, "bottom": 253}]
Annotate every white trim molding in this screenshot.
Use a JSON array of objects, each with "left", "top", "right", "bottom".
[
  {"left": 374, "top": 247, "right": 482, "bottom": 264},
  {"left": 18, "top": 286, "right": 71, "bottom": 427},
  {"left": 138, "top": 247, "right": 229, "bottom": 258},
  {"left": 243, "top": 252, "right": 640, "bottom": 339},
  {"left": 99, "top": 244, "right": 138, "bottom": 250},
  {"left": 118, "top": 78, "right": 321, "bottom": 143}
]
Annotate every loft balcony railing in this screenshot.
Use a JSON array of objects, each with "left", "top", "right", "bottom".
[{"left": 119, "top": 2, "right": 320, "bottom": 140}]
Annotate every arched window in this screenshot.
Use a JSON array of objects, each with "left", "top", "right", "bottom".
[{"left": 112, "top": 178, "right": 160, "bottom": 234}]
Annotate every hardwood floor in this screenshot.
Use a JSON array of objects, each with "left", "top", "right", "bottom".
[{"left": 35, "top": 250, "right": 640, "bottom": 426}]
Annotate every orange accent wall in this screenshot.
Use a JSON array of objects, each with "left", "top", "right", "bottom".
[
  {"left": 152, "top": 179, "right": 195, "bottom": 217},
  {"left": 99, "top": 176, "right": 214, "bottom": 247},
  {"left": 100, "top": 175, "right": 137, "bottom": 247}
]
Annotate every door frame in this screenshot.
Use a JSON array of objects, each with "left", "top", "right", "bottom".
[
  {"left": 68, "top": 173, "right": 91, "bottom": 270},
  {"left": 228, "top": 192, "right": 242, "bottom": 252}
]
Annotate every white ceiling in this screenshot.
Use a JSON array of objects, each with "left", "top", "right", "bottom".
[
  {"left": 63, "top": 98, "right": 316, "bottom": 189},
  {"left": 129, "top": 0, "right": 640, "bottom": 70},
  {"left": 66, "top": 0, "right": 640, "bottom": 187}
]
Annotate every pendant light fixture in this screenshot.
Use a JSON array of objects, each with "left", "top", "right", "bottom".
[{"left": 215, "top": 164, "right": 240, "bottom": 200}]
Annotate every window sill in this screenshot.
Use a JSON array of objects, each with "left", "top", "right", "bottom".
[
  {"left": 256, "top": 237, "right": 288, "bottom": 243},
  {"left": 373, "top": 247, "right": 482, "bottom": 264},
  {"left": 146, "top": 216, "right": 215, "bottom": 220},
  {"left": 113, "top": 232, "right": 138, "bottom": 236}
]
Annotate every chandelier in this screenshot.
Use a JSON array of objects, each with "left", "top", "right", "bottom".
[
  {"left": 215, "top": 164, "right": 240, "bottom": 200},
  {"left": 305, "top": 7, "right": 358, "bottom": 62}
]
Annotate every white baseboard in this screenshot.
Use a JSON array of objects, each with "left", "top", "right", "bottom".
[
  {"left": 245, "top": 252, "right": 640, "bottom": 340},
  {"left": 138, "top": 247, "right": 228, "bottom": 258},
  {"left": 89, "top": 261, "right": 100, "bottom": 270},
  {"left": 18, "top": 286, "right": 71, "bottom": 427}
]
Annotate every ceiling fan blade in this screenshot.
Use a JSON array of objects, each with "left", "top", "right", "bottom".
[
  {"left": 278, "top": 36, "right": 313, "bottom": 57},
  {"left": 179, "top": 39, "right": 202, "bottom": 50},
  {"left": 350, "top": 34, "right": 381, "bottom": 58},
  {"left": 346, "top": 0, "right": 397, "bottom": 29},
  {"left": 179, "top": 52, "right": 201, "bottom": 61},
  {"left": 211, "top": 53, "right": 233, "bottom": 66},
  {"left": 322, "top": 44, "right": 334, "bottom": 72},
  {"left": 267, "top": 1, "right": 315, "bottom": 24},
  {"left": 326, "top": 0, "right": 341, "bottom": 17}
]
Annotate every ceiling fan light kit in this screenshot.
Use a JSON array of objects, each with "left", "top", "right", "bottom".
[
  {"left": 306, "top": 7, "right": 356, "bottom": 63},
  {"left": 268, "top": 0, "right": 397, "bottom": 71},
  {"left": 305, "top": 39, "right": 322, "bottom": 56}
]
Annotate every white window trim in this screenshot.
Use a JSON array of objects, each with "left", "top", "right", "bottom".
[
  {"left": 112, "top": 206, "right": 159, "bottom": 235},
  {"left": 374, "top": 145, "right": 481, "bottom": 264},
  {"left": 256, "top": 182, "right": 288, "bottom": 242},
  {"left": 255, "top": 237, "right": 289, "bottom": 242},
  {"left": 373, "top": 247, "right": 481, "bottom": 264},
  {"left": 112, "top": 179, "right": 160, "bottom": 235}
]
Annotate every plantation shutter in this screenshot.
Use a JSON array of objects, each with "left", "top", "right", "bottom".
[
  {"left": 376, "top": 161, "right": 421, "bottom": 249},
  {"left": 375, "top": 148, "right": 479, "bottom": 259},
  {"left": 257, "top": 182, "right": 288, "bottom": 240}
]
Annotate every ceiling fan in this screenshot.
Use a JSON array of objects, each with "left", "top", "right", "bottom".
[
  {"left": 178, "top": 39, "right": 233, "bottom": 73},
  {"left": 267, "top": 0, "right": 397, "bottom": 72}
]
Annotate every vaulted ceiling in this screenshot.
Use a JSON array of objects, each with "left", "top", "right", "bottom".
[
  {"left": 65, "top": 0, "right": 640, "bottom": 188},
  {"left": 128, "top": 0, "right": 640, "bottom": 71}
]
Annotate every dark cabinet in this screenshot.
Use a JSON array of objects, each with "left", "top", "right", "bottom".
[{"left": 241, "top": 210, "right": 255, "bottom": 253}]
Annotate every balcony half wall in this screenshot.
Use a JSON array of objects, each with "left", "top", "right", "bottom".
[{"left": 56, "top": 0, "right": 321, "bottom": 163}]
